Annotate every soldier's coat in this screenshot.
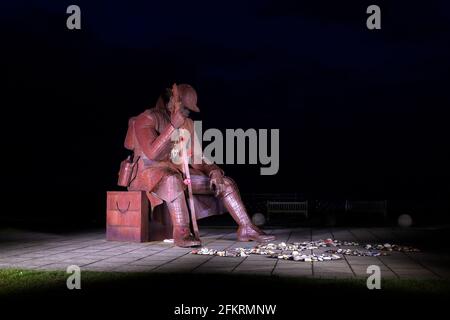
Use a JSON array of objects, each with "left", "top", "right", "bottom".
[{"left": 126, "top": 98, "right": 225, "bottom": 219}]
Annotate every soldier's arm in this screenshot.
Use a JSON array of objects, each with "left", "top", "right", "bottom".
[
  {"left": 192, "top": 162, "right": 224, "bottom": 177},
  {"left": 190, "top": 148, "right": 224, "bottom": 177},
  {"left": 134, "top": 114, "right": 175, "bottom": 161},
  {"left": 183, "top": 118, "right": 224, "bottom": 177}
]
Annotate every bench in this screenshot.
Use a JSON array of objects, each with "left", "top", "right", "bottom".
[
  {"left": 266, "top": 201, "right": 308, "bottom": 222},
  {"left": 345, "top": 200, "right": 387, "bottom": 218}
]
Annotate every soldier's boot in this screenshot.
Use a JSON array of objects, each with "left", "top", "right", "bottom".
[
  {"left": 166, "top": 194, "right": 201, "bottom": 247},
  {"left": 219, "top": 178, "right": 275, "bottom": 242},
  {"left": 156, "top": 174, "right": 201, "bottom": 248}
]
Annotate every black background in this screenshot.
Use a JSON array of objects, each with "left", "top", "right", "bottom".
[{"left": 1, "top": 0, "right": 449, "bottom": 227}]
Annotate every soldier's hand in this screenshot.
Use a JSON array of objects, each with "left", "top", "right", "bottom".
[
  {"left": 209, "top": 171, "right": 225, "bottom": 196},
  {"left": 171, "top": 106, "right": 190, "bottom": 129}
]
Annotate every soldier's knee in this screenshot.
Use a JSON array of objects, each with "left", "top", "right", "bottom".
[
  {"left": 155, "top": 173, "right": 185, "bottom": 203},
  {"left": 163, "top": 173, "right": 183, "bottom": 187},
  {"left": 220, "top": 176, "right": 238, "bottom": 197}
]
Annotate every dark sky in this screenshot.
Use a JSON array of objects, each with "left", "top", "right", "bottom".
[{"left": 1, "top": 0, "right": 449, "bottom": 222}]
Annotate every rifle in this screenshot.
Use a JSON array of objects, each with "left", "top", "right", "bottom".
[{"left": 172, "top": 83, "right": 200, "bottom": 240}]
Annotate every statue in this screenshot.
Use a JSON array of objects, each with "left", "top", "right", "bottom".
[{"left": 119, "top": 84, "right": 275, "bottom": 247}]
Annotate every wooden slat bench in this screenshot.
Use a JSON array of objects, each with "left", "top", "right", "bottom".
[{"left": 266, "top": 201, "right": 308, "bottom": 222}]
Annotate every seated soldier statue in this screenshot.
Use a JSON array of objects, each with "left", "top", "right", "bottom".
[{"left": 122, "top": 83, "right": 275, "bottom": 247}]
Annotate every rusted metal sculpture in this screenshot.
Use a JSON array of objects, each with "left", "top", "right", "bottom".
[{"left": 119, "top": 83, "right": 275, "bottom": 247}]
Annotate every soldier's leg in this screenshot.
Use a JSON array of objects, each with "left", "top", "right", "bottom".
[
  {"left": 219, "top": 177, "right": 275, "bottom": 242},
  {"left": 190, "top": 174, "right": 215, "bottom": 195},
  {"left": 212, "top": 176, "right": 275, "bottom": 242},
  {"left": 153, "top": 173, "right": 200, "bottom": 247}
]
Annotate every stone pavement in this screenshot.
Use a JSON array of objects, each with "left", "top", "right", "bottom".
[{"left": 1, "top": 227, "right": 449, "bottom": 279}]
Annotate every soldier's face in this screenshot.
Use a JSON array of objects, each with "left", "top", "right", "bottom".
[
  {"left": 168, "top": 99, "right": 190, "bottom": 117},
  {"left": 167, "top": 98, "right": 175, "bottom": 113}
]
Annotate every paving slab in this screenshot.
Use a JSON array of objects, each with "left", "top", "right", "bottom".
[{"left": 0, "top": 227, "right": 449, "bottom": 280}]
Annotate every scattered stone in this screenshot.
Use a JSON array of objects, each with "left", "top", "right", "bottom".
[
  {"left": 190, "top": 239, "right": 420, "bottom": 262},
  {"left": 343, "top": 241, "right": 360, "bottom": 246},
  {"left": 326, "top": 248, "right": 388, "bottom": 257}
]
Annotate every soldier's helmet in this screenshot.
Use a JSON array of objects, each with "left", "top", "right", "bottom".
[{"left": 177, "top": 84, "right": 200, "bottom": 112}]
